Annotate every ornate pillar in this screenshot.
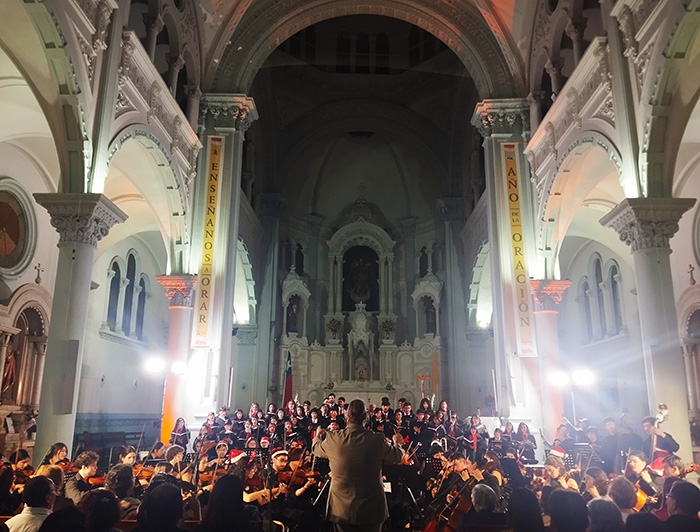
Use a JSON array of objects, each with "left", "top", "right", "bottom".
[
  {"left": 530, "top": 280, "right": 571, "bottom": 434},
  {"left": 197, "top": 94, "right": 258, "bottom": 408},
  {"left": 167, "top": 54, "right": 185, "bottom": 97},
  {"left": 143, "top": 14, "right": 164, "bottom": 62},
  {"left": 32, "top": 193, "right": 126, "bottom": 462},
  {"left": 681, "top": 344, "right": 699, "bottom": 412},
  {"left": 115, "top": 278, "right": 130, "bottom": 334},
  {"left": 156, "top": 275, "right": 196, "bottom": 443},
  {"left": 601, "top": 197, "right": 696, "bottom": 462},
  {"left": 472, "top": 99, "right": 536, "bottom": 423}
]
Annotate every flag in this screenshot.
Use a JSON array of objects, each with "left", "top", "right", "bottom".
[
  {"left": 431, "top": 350, "right": 439, "bottom": 396},
  {"left": 283, "top": 351, "right": 293, "bottom": 407}
]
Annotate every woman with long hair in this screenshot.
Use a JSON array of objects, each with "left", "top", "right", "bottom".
[
  {"left": 169, "top": 417, "right": 189, "bottom": 449},
  {"left": 582, "top": 467, "right": 609, "bottom": 502},
  {"left": 512, "top": 422, "right": 537, "bottom": 463},
  {"left": 40, "top": 443, "right": 69, "bottom": 467}
]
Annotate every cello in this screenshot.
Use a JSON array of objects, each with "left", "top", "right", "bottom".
[{"left": 422, "top": 473, "right": 476, "bottom": 532}]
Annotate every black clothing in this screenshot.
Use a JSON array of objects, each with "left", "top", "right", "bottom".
[
  {"left": 65, "top": 473, "right": 94, "bottom": 504},
  {"left": 665, "top": 514, "right": 700, "bottom": 532},
  {"left": 457, "top": 510, "right": 507, "bottom": 530},
  {"left": 644, "top": 433, "right": 680, "bottom": 463}
]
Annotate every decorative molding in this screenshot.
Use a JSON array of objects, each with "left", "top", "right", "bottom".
[
  {"left": 411, "top": 274, "right": 444, "bottom": 308},
  {"left": 326, "top": 220, "right": 396, "bottom": 258},
  {"left": 156, "top": 274, "right": 197, "bottom": 308},
  {"left": 600, "top": 198, "right": 696, "bottom": 252},
  {"left": 530, "top": 280, "right": 572, "bottom": 312},
  {"left": 33, "top": 193, "right": 127, "bottom": 247},
  {"left": 199, "top": 94, "right": 258, "bottom": 132}
]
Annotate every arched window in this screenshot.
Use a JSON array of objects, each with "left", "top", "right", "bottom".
[
  {"left": 356, "top": 32, "right": 370, "bottom": 73},
  {"left": 136, "top": 276, "right": 147, "bottom": 340},
  {"left": 610, "top": 264, "right": 623, "bottom": 333},
  {"left": 336, "top": 32, "right": 351, "bottom": 73},
  {"left": 593, "top": 258, "right": 605, "bottom": 337},
  {"left": 107, "top": 262, "right": 121, "bottom": 331},
  {"left": 376, "top": 33, "right": 390, "bottom": 74},
  {"left": 122, "top": 254, "right": 136, "bottom": 335}
]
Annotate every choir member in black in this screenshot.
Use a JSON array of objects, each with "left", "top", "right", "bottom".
[
  {"left": 502, "top": 421, "right": 515, "bottom": 442},
  {"left": 216, "top": 406, "right": 229, "bottom": 426},
  {"left": 464, "top": 425, "right": 488, "bottom": 456},
  {"left": 641, "top": 416, "right": 680, "bottom": 465},
  {"left": 369, "top": 408, "right": 385, "bottom": 433},
  {"left": 232, "top": 409, "right": 247, "bottom": 434},
  {"left": 428, "top": 414, "right": 447, "bottom": 440},
  {"left": 489, "top": 428, "right": 507, "bottom": 457},
  {"left": 469, "top": 414, "right": 490, "bottom": 439},
  {"left": 512, "top": 422, "right": 537, "bottom": 464},
  {"left": 294, "top": 405, "right": 307, "bottom": 428},
  {"left": 237, "top": 420, "right": 255, "bottom": 449},
  {"left": 419, "top": 398, "right": 434, "bottom": 419},
  {"left": 550, "top": 424, "right": 576, "bottom": 456},
  {"left": 380, "top": 397, "right": 394, "bottom": 422},
  {"left": 626, "top": 450, "right": 661, "bottom": 506},
  {"left": 445, "top": 411, "right": 465, "bottom": 440},
  {"left": 65, "top": 450, "right": 99, "bottom": 503},
  {"left": 249, "top": 416, "right": 264, "bottom": 441},
  {"left": 289, "top": 414, "right": 309, "bottom": 442},
  {"left": 307, "top": 408, "right": 322, "bottom": 439},
  {"left": 169, "top": 417, "right": 190, "bottom": 449},
  {"left": 402, "top": 402, "right": 415, "bottom": 425},
  {"left": 217, "top": 419, "right": 236, "bottom": 445},
  {"left": 265, "top": 425, "right": 282, "bottom": 450},
  {"left": 328, "top": 407, "right": 346, "bottom": 429}
]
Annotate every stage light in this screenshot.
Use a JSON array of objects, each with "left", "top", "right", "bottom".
[
  {"left": 144, "top": 357, "right": 166, "bottom": 373},
  {"left": 572, "top": 369, "right": 595, "bottom": 386},
  {"left": 477, "top": 320, "right": 489, "bottom": 328},
  {"left": 548, "top": 370, "right": 570, "bottom": 387}
]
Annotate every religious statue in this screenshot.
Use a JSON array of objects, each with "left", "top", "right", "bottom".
[
  {"left": 350, "top": 257, "right": 372, "bottom": 303},
  {"left": 426, "top": 300, "right": 436, "bottom": 335},
  {"left": 2, "top": 349, "right": 16, "bottom": 395},
  {"left": 287, "top": 303, "right": 298, "bottom": 333}
]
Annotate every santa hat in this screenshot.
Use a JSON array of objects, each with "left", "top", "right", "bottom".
[{"left": 549, "top": 446, "right": 566, "bottom": 458}]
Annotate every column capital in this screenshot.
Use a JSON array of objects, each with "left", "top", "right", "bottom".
[
  {"left": 530, "top": 280, "right": 572, "bottom": 312},
  {"left": 259, "top": 193, "right": 286, "bottom": 217},
  {"left": 144, "top": 13, "right": 165, "bottom": 33},
  {"left": 471, "top": 99, "right": 529, "bottom": 138},
  {"left": 437, "top": 198, "right": 464, "bottom": 223},
  {"left": 564, "top": 19, "right": 584, "bottom": 40},
  {"left": 600, "top": 198, "right": 696, "bottom": 252},
  {"left": 33, "top": 193, "right": 128, "bottom": 247},
  {"left": 167, "top": 54, "right": 185, "bottom": 72},
  {"left": 200, "top": 93, "right": 258, "bottom": 132},
  {"left": 156, "top": 274, "right": 197, "bottom": 307},
  {"left": 544, "top": 57, "right": 562, "bottom": 76}
]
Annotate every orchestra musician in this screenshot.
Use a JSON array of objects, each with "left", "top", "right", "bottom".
[
  {"left": 169, "top": 417, "right": 190, "bottom": 449},
  {"left": 8, "top": 450, "right": 34, "bottom": 487},
  {"left": 543, "top": 455, "right": 578, "bottom": 491},
  {"left": 642, "top": 416, "right": 679, "bottom": 466},
  {"left": 65, "top": 450, "right": 99, "bottom": 503},
  {"left": 626, "top": 450, "right": 661, "bottom": 508},
  {"left": 39, "top": 442, "right": 68, "bottom": 467},
  {"left": 581, "top": 467, "right": 608, "bottom": 502}
]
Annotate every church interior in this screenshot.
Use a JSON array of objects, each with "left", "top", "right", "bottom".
[{"left": 0, "top": 0, "right": 699, "bottom": 467}]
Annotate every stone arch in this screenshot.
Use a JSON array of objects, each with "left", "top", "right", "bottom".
[
  {"left": 641, "top": 4, "right": 700, "bottom": 197},
  {"left": 210, "top": 0, "right": 521, "bottom": 98},
  {"left": 5, "top": 284, "right": 52, "bottom": 333},
  {"left": 537, "top": 130, "right": 623, "bottom": 264},
  {"left": 327, "top": 221, "right": 395, "bottom": 259},
  {"left": 105, "top": 125, "right": 189, "bottom": 269},
  {"left": 468, "top": 241, "right": 492, "bottom": 328},
  {"left": 234, "top": 238, "right": 257, "bottom": 325},
  {"left": 0, "top": 4, "right": 87, "bottom": 192}
]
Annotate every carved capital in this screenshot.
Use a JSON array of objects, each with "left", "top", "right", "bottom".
[
  {"left": 185, "top": 84, "right": 202, "bottom": 100},
  {"left": 530, "top": 280, "right": 572, "bottom": 312},
  {"left": 437, "top": 198, "right": 464, "bottom": 222},
  {"left": 617, "top": 5, "right": 638, "bottom": 59},
  {"left": 167, "top": 54, "right": 185, "bottom": 72},
  {"left": 564, "top": 19, "right": 584, "bottom": 41},
  {"left": 33, "top": 193, "right": 127, "bottom": 247},
  {"left": 259, "top": 193, "right": 286, "bottom": 217},
  {"left": 600, "top": 198, "right": 696, "bottom": 252},
  {"left": 471, "top": 99, "right": 529, "bottom": 138},
  {"left": 144, "top": 13, "right": 165, "bottom": 34},
  {"left": 200, "top": 94, "right": 258, "bottom": 132},
  {"left": 156, "top": 274, "right": 198, "bottom": 307},
  {"left": 544, "top": 57, "right": 562, "bottom": 76}
]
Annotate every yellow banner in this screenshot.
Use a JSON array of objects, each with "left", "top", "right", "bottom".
[
  {"left": 503, "top": 144, "right": 536, "bottom": 356},
  {"left": 195, "top": 137, "right": 222, "bottom": 344}
]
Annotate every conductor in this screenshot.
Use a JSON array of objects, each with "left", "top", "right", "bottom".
[{"left": 312, "top": 398, "right": 407, "bottom": 532}]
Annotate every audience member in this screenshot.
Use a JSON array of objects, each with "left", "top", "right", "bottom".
[
  {"left": 456, "top": 484, "right": 506, "bottom": 529},
  {"left": 623, "top": 513, "right": 666, "bottom": 532},
  {"left": 194, "top": 475, "right": 258, "bottom": 532},
  {"left": 608, "top": 476, "right": 638, "bottom": 522},
  {"left": 588, "top": 497, "right": 624, "bottom": 532},
  {"left": 35, "top": 507, "right": 86, "bottom": 532},
  {"left": 104, "top": 464, "right": 140, "bottom": 520},
  {"left": 5, "top": 476, "right": 56, "bottom": 532},
  {"left": 549, "top": 489, "right": 588, "bottom": 532},
  {"left": 77, "top": 489, "right": 121, "bottom": 532},
  {"left": 665, "top": 480, "right": 700, "bottom": 532},
  {"left": 507, "top": 487, "right": 545, "bottom": 532}
]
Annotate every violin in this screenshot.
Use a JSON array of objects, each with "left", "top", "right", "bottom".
[
  {"left": 277, "top": 468, "right": 321, "bottom": 488},
  {"left": 55, "top": 459, "right": 73, "bottom": 472},
  {"left": 12, "top": 466, "right": 34, "bottom": 485},
  {"left": 133, "top": 463, "right": 156, "bottom": 481}
]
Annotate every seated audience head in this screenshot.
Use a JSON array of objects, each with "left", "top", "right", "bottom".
[
  {"left": 203, "top": 474, "right": 247, "bottom": 527},
  {"left": 608, "top": 477, "right": 637, "bottom": 512},
  {"left": 77, "top": 489, "right": 120, "bottom": 532},
  {"left": 507, "top": 487, "right": 545, "bottom": 532},
  {"left": 662, "top": 454, "right": 684, "bottom": 478},
  {"left": 144, "top": 482, "right": 183, "bottom": 529},
  {"left": 36, "top": 506, "right": 86, "bottom": 532},
  {"left": 667, "top": 480, "right": 700, "bottom": 516},
  {"left": 623, "top": 513, "right": 666, "bottom": 532},
  {"left": 23, "top": 476, "right": 57, "bottom": 509},
  {"left": 105, "top": 463, "right": 135, "bottom": 499},
  {"left": 549, "top": 489, "right": 588, "bottom": 532},
  {"left": 471, "top": 484, "right": 498, "bottom": 513},
  {"left": 34, "top": 465, "right": 65, "bottom": 492},
  {"left": 587, "top": 497, "right": 624, "bottom": 532}
]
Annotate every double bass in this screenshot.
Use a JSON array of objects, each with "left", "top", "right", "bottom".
[{"left": 423, "top": 473, "right": 476, "bottom": 532}]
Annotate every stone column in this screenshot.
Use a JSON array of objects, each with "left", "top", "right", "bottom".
[
  {"left": 472, "top": 99, "right": 536, "bottom": 423},
  {"left": 128, "top": 283, "right": 143, "bottom": 338},
  {"left": 32, "top": 193, "right": 126, "bottom": 463},
  {"left": 565, "top": 20, "right": 586, "bottom": 66},
  {"left": 198, "top": 94, "right": 258, "bottom": 408},
  {"left": 545, "top": 58, "right": 563, "bottom": 97},
  {"left": 167, "top": 55, "right": 185, "bottom": 97},
  {"left": 143, "top": 14, "right": 164, "bottom": 62},
  {"left": 30, "top": 338, "right": 47, "bottom": 408},
  {"left": 185, "top": 86, "right": 202, "bottom": 131},
  {"left": 438, "top": 197, "right": 467, "bottom": 405},
  {"left": 527, "top": 91, "right": 545, "bottom": 133},
  {"left": 115, "top": 278, "right": 130, "bottom": 334},
  {"left": 530, "top": 280, "right": 571, "bottom": 434},
  {"left": 601, "top": 197, "right": 696, "bottom": 462},
  {"left": 681, "top": 344, "right": 699, "bottom": 412},
  {"left": 156, "top": 275, "right": 196, "bottom": 444}
]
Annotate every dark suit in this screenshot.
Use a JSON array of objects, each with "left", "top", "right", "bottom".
[{"left": 312, "top": 423, "right": 403, "bottom": 530}]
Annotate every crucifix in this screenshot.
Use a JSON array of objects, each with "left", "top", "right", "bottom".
[
  {"left": 415, "top": 371, "right": 431, "bottom": 398},
  {"left": 34, "top": 263, "right": 44, "bottom": 285}
]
